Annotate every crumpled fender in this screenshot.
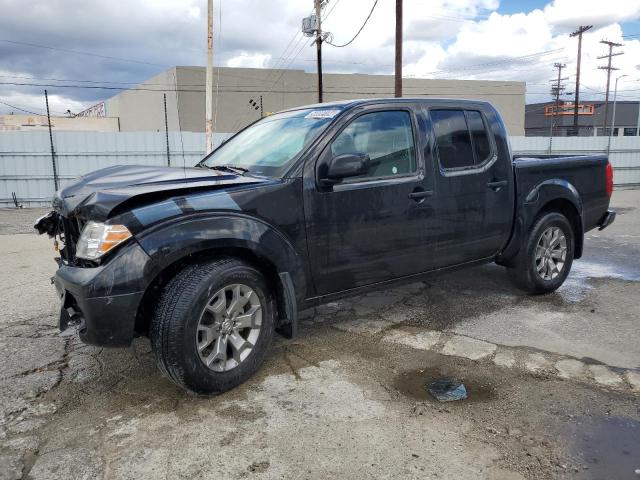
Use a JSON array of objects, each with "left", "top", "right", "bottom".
[{"left": 135, "top": 213, "right": 308, "bottom": 306}]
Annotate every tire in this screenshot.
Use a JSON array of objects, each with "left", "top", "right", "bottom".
[
  {"left": 507, "top": 212, "right": 575, "bottom": 294},
  {"left": 150, "top": 258, "right": 275, "bottom": 395}
]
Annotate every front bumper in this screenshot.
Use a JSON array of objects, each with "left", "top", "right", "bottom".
[
  {"left": 53, "top": 240, "right": 151, "bottom": 347},
  {"left": 598, "top": 209, "right": 616, "bottom": 231}
]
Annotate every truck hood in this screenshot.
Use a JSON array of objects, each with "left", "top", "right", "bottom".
[{"left": 53, "top": 164, "right": 268, "bottom": 220}]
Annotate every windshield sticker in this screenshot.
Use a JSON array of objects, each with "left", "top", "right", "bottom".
[{"left": 305, "top": 109, "right": 341, "bottom": 119}]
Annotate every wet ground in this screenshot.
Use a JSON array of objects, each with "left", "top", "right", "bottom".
[{"left": 0, "top": 190, "right": 639, "bottom": 479}]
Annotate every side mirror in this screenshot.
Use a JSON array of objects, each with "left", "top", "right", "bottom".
[{"left": 325, "top": 153, "right": 370, "bottom": 182}]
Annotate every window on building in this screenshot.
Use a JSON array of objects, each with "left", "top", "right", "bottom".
[
  {"left": 330, "top": 110, "right": 416, "bottom": 180},
  {"left": 597, "top": 127, "right": 619, "bottom": 137},
  {"left": 623, "top": 127, "right": 638, "bottom": 137}
]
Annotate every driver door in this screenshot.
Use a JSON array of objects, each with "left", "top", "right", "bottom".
[{"left": 303, "top": 106, "right": 434, "bottom": 296}]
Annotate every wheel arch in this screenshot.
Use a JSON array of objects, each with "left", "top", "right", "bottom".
[
  {"left": 497, "top": 179, "right": 584, "bottom": 265},
  {"left": 134, "top": 214, "right": 307, "bottom": 338}
]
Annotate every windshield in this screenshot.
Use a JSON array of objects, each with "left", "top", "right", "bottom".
[{"left": 200, "top": 108, "right": 341, "bottom": 177}]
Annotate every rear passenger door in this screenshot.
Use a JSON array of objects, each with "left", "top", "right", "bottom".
[{"left": 428, "top": 106, "right": 513, "bottom": 267}]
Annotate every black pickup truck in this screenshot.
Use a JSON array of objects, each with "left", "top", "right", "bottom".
[{"left": 35, "top": 98, "right": 615, "bottom": 394}]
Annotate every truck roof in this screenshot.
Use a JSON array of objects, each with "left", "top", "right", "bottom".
[{"left": 282, "top": 97, "right": 493, "bottom": 113}]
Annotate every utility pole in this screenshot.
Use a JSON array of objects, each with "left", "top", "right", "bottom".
[
  {"left": 315, "top": 0, "right": 323, "bottom": 103},
  {"left": 395, "top": 0, "right": 403, "bottom": 98},
  {"left": 549, "top": 62, "right": 567, "bottom": 139},
  {"left": 569, "top": 25, "right": 592, "bottom": 135},
  {"left": 598, "top": 40, "right": 623, "bottom": 132},
  {"left": 205, "top": 0, "right": 215, "bottom": 154}
]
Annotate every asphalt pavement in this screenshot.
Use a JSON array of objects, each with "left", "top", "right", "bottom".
[{"left": 0, "top": 190, "right": 638, "bottom": 480}]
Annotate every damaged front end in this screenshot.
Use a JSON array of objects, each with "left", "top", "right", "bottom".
[
  {"left": 33, "top": 209, "right": 85, "bottom": 267},
  {"left": 34, "top": 207, "right": 90, "bottom": 334}
]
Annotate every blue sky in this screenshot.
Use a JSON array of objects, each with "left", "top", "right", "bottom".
[{"left": 497, "top": 0, "right": 547, "bottom": 14}]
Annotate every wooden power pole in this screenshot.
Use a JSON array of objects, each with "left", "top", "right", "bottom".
[
  {"left": 395, "top": 0, "right": 403, "bottom": 98},
  {"left": 549, "top": 62, "right": 567, "bottom": 138},
  {"left": 569, "top": 25, "right": 592, "bottom": 135},
  {"left": 598, "top": 40, "right": 623, "bottom": 131},
  {"left": 205, "top": 0, "right": 215, "bottom": 154},
  {"left": 315, "top": 0, "right": 323, "bottom": 103}
]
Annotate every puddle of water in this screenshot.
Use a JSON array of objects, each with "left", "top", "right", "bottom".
[
  {"left": 393, "top": 367, "right": 496, "bottom": 403},
  {"left": 564, "top": 416, "right": 640, "bottom": 480},
  {"left": 556, "top": 259, "right": 640, "bottom": 303},
  {"left": 571, "top": 261, "right": 640, "bottom": 282}
]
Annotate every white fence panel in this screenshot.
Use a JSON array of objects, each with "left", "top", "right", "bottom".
[
  {"left": 2, "top": 132, "right": 638, "bottom": 208},
  {"left": 0, "top": 131, "right": 231, "bottom": 207},
  {"left": 510, "top": 136, "right": 640, "bottom": 187}
]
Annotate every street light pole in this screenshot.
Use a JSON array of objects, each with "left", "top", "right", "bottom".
[{"left": 607, "top": 74, "right": 628, "bottom": 155}]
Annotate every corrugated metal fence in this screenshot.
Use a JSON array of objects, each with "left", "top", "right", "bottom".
[
  {"left": 0, "top": 131, "right": 230, "bottom": 207},
  {"left": 1, "top": 131, "right": 638, "bottom": 207}
]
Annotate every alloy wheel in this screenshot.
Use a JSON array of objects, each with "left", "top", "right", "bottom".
[
  {"left": 534, "top": 226, "right": 567, "bottom": 281},
  {"left": 196, "top": 283, "right": 262, "bottom": 372}
]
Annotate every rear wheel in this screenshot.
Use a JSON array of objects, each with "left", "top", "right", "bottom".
[
  {"left": 507, "top": 212, "right": 574, "bottom": 294},
  {"left": 150, "top": 258, "right": 275, "bottom": 394}
]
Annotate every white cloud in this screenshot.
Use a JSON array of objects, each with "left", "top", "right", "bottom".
[
  {"left": 1, "top": 0, "right": 640, "bottom": 113},
  {"left": 226, "top": 53, "right": 272, "bottom": 69},
  {"left": 544, "top": 0, "right": 640, "bottom": 29}
]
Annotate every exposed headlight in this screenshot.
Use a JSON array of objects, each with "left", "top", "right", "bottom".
[{"left": 76, "top": 221, "right": 132, "bottom": 260}]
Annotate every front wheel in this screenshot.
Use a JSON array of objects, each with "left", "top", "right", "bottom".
[
  {"left": 507, "top": 212, "right": 575, "bottom": 294},
  {"left": 150, "top": 258, "right": 275, "bottom": 394}
]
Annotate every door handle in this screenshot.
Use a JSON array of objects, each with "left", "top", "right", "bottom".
[
  {"left": 408, "top": 190, "right": 433, "bottom": 201},
  {"left": 487, "top": 180, "right": 508, "bottom": 191}
]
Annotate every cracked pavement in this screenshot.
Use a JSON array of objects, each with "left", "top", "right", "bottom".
[{"left": 0, "top": 190, "right": 639, "bottom": 480}]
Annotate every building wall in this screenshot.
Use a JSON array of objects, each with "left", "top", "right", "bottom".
[
  {"left": 525, "top": 101, "right": 640, "bottom": 137},
  {"left": 0, "top": 114, "right": 119, "bottom": 132},
  {"left": 105, "top": 66, "right": 526, "bottom": 135},
  {"left": 105, "top": 69, "right": 182, "bottom": 133}
]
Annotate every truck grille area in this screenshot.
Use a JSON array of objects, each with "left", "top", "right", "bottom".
[{"left": 60, "top": 215, "right": 81, "bottom": 263}]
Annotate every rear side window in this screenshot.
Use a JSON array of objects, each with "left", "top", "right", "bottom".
[
  {"left": 431, "top": 109, "right": 493, "bottom": 170},
  {"left": 430, "top": 110, "right": 474, "bottom": 169},
  {"left": 466, "top": 110, "right": 492, "bottom": 162}
]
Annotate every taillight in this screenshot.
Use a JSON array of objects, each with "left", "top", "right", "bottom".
[{"left": 605, "top": 162, "right": 613, "bottom": 198}]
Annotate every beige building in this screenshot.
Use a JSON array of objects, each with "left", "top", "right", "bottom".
[
  {"left": 0, "top": 114, "right": 119, "bottom": 132},
  {"left": 104, "top": 66, "right": 525, "bottom": 135}
]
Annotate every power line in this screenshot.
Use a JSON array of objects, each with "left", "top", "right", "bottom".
[
  {"left": 325, "top": 0, "right": 379, "bottom": 48},
  {"left": 405, "top": 48, "right": 564, "bottom": 78},
  {"left": 0, "top": 100, "right": 44, "bottom": 115},
  {"left": 1, "top": 80, "right": 612, "bottom": 96},
  {"left": 0, "top": 39, "right": 166, "bottom": 68}
]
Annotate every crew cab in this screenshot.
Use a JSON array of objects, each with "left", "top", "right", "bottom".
[{"left": 35, "top": 98, "right": 615, "bottom": 394}]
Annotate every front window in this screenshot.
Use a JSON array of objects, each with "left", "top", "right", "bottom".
[
  {"left": 330, "top": 110, "right": 417, "bottom": 181},
  {"left": 200, "top": 108, "right": 341, "bottom": 177}
]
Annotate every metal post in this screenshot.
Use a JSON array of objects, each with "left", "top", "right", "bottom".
[
  {"left": 44, "top": 90, "right": 59, "bottom": 191},
  {"left": 205, "top": 0, "right": 215, "bottom": 154},
  {"left": 259, "top": 95, "right": 263, "bottom": 118},
  {"left": 163, "top": 93, "right": 170, "bottom": 166},
  {"left": 395, "top": 0, "right": 403, "bottom": 98},
  {"left": 315, "top": 0, "right": 323, "bottom": 103},
  {"left": 608, "top": 75, "right": 627, "bottom": 155}
]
